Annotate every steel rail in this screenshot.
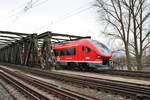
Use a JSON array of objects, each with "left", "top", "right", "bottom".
[
  {"left": 1, "top": 64, "right": 150, "bottom": 99},
  {"left": 4, "top": 63, "right": 150, "bottom": 78},
  {"left": 0, "top": 67, "right": 98, "bottom": 100},
  {"left": 96, "top": 69, "right": 150, "bottom": 78},
  {"left": 0, "top": 71, "right": 50, "bottom": 100},
  {"left": 18, "top": 67, "right": 150, "bottom": 100}
]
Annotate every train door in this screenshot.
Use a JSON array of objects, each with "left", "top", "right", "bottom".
[{"left": 81, "top": 46, "right": 91, "bottom": 61}]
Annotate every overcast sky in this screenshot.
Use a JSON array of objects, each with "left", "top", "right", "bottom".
[{"left": 0, "top": 0, "right": 111, "bottom": 45}]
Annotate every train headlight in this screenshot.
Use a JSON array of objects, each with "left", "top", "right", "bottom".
[{"left": 97, "top": 55, "right": 101, "bottom": 58}]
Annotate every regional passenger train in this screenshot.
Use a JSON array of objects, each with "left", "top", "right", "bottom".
[{"left": 53, "top": 39, "right": 112, "bottom": 70}]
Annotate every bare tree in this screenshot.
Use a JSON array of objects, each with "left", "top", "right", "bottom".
[{"left": 95, "top": 0, "right": 150, "bottom": 70}]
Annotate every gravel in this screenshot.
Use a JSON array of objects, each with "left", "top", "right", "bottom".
[
  {"left": 27, "top": 74, "right": 133, "bottom": 100},
  {"left": 0, "top": 79, "right": 28, "bottom": 100},
  {"left": 0, "top": 80, "right": 14, "bottom": 100},
  {"left": 0, "top": 65, "right": 134, "bottom": 100}
]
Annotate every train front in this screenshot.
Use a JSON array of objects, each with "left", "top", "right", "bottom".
[{"left": 90, "top": 40, "right": 112, "bottom": 70}]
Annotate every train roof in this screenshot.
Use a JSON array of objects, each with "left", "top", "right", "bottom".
[{"left": 53, "top": 39, "right": 92, "bottom": 49}]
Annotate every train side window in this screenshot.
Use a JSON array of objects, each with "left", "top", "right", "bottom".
[
  {"left": 57, "top": 50, "right": 61, "bottom": 56},
  {"left": 67, "top": 48, "right": 76, "bottom": 55},
  {"left": 85, "top": 47, "right": 91, "bottom": 53},
  {"left": 63, "top": 49, "right": 67, "bottom": 56},
  {"left": 60, "top": 50, "right": 65, "bottom": 56},
  {"left": 56, "top": 48, "right": 76, "bottom": 56},
  {"left": 54, "top": 50, "right": 60, "bottom": 56}
]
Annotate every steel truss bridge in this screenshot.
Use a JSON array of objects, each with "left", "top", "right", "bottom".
[{"left": 0, "top": 31, "right": 90, "bottom": 69}]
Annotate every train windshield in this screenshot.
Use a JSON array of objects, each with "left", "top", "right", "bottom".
[{"left": 90, "top": 39, "right": 110, "bottom": 55}]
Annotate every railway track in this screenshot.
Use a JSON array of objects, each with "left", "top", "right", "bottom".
[
  {"left": 96, "top": 69, "right": 150, "bottom": 78},
  {"left": 1, "top": 64, "right": 150, "bottom": 100},
  {"left": 0, "top": 67, "right": 98, "bottom": 100},
  {"left": 2, "top": 63, "right": 150, "bottom": 78},
  {"left": 0, "top": 70, "right": 51, "bottom": 100},
  {"left": 31, "top": 70, "right": 150, "bottom": 99}
]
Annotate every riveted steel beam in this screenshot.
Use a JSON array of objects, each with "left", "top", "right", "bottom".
[{"left": 0, "top": 30, "right": 30, "bottom": 36}]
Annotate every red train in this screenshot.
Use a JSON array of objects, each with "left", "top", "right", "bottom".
[{"left": 53, "top": 39, "right": 112, "bottom": 70}]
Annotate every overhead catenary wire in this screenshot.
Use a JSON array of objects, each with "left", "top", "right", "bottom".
[
  {"left": 0, "top": 3, "right": 25, "bottom": 23},
  {"left": 0, "top": 0, "right": 49, "bottom": 24},
  {"left": 12, "top": 0, "right": 49, "bottom": 23},
  {"left": 33, "top": 3, "right": 93, "bottom": 32},
  {"left": 0, "top": 0, "right": 50, "bottom": 31},
  {"left": 0, "top": 0, "right": 94, "bottom": 33}
]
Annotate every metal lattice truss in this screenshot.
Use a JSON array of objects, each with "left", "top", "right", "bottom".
[
  {"left": 0, "top": 31, "right": 91, "bottom": 69},
  {"left": 0, "top": 31, "right": 29, "bottom": 47}
]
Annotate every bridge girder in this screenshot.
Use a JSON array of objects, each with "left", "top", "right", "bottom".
[{"left": 0, "top": 31, "right": 91, "bottom": 70}]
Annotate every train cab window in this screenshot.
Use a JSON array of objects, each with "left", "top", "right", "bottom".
[{"left": 85, "top": 47, "right": 91, "bottom": 53}]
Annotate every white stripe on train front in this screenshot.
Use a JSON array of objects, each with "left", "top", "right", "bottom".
[{"left": 56, "top": 60, "right": 102, "bottom": 63}]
